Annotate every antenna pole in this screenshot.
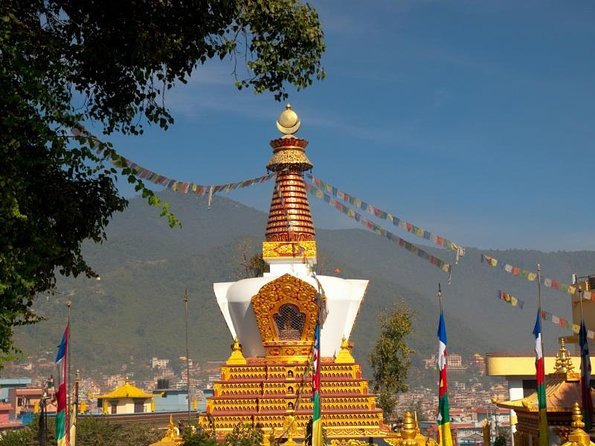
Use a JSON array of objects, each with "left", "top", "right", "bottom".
[{"left": 184, "top": 289, "right": 191, "bottom": 424}]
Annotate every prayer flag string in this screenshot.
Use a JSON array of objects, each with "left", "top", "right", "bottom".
[
  {"left": 71, "top": 127, "right": 274, "bottom": 197},
  {"left": 116, "top": 156, "right": 274, "bottom": 196},
  {"left": 481, "top": 254, "right": 593, "bottom": 300},
  {"left": 305, "top": 182, "right": 452, "bottom": 274},
  {"left": 497, "top": 290, "right": 594, "bottom": 339},
  {"left": 498, "top": 290, "right": 525, "bottom": 309},
  {"left": 306, "top": 174, "right": 465, "bottom": 258}
]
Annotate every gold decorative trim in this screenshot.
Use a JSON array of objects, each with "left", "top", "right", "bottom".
[{"left": 262, "top": 241, "right": 317, "bottom": 259}]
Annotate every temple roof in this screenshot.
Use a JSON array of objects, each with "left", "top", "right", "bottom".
[
  {"left": 96, "top": 377, "right": 153, "bottom": 400},
  {"left": 494, "top": 339, "right": 594, "bottom": 412},
  {"left": 494, "top": 373, "right": 592, "bottom": 412}
]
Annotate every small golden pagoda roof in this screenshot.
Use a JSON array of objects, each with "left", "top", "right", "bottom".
[{"left": 96, "top": 376, "right": 154, "bottom": 400}]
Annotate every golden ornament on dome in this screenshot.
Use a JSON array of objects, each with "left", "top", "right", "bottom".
[{"left": 276, "top": 104, "right": 301, "bottom": 135}]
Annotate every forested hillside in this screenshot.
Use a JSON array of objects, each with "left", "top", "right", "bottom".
[{"left": 14, "top": 191, "right": 593, "bottom": 374}]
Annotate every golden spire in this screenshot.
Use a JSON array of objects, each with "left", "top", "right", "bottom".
[
  {"left": 401, "top": 411, "right": 417, "bottom": 442},
  {"left": 263, "top": 105, "right": 317, "bottom": 263},
  {"left": 335, "top": 337, "right": 355, "bottom": 364},
  {"left": 560, "top": 402, "right": 595, "bottom": 446},
  {"left": 226, "top": 338, "right": 247, "bottom": 365},
  {"left": 554, "top": 337, "right": 575, "bottom": 374}
]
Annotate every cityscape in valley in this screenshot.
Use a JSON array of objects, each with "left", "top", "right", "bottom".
[{"left": 1, "top": 348, "right": 511, "bottom": 443}]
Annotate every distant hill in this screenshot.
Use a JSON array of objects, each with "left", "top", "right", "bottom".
[{"left": 13, "top": 190, "right": 595, "bottom": 376}]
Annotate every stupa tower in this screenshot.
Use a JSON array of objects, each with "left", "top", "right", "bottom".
[{"left": 200, "top": 106, "right": 392, "bottom": 441}]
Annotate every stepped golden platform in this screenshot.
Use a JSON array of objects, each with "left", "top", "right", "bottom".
[{"left": 199, "top": 339, "right": 389, "bottom": 440}]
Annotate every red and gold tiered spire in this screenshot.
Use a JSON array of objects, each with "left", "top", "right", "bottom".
[{"left": 263, "top": 105, "right": 317, "bottom": 264}]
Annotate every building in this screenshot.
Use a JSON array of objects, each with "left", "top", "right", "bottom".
[
  {"left": 151, "top": 357, "right": 170, "bottom": 370},
  {"left": 7, "top": 386, "right": 56, "bottom": 422},
  {"left": 96, "top": 377, "right": 155, "bottom": 414},
  {"left": 0, "top": 378, "right": 32, "bottom": 402},
  {"left": 0, "top": 402, "right": 22, "bottom": 432},
  {"left": 198, "top": 106, "right": 395, "bottom": 441},
  {"left": 152, "top": 380, "right": 190, "bottom": 413}
]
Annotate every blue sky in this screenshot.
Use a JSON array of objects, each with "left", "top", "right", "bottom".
[{"left": 101, "top": 1, "right": 595, "bottom": 252}]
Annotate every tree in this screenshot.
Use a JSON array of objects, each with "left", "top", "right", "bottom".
[
  {"left": 368, "top": 303, "right": 414, "bottom": 420},
  {"left": 0, "top": 0, "right": 325, "bottom": 356},
  {"left": 0, "top": 427, "right": 36, "bottom": 446},
  {"left": 0, "top": 416, "right": 162, "bottom": 446},
  {"left": 182, "top": 423, "right": 262, "bottom": 446}
]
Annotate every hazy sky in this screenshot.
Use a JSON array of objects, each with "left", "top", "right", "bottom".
[{"left": 102, "top": 1, "right": 595, "bottom": 252}]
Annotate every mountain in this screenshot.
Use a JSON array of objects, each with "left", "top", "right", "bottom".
[{"left": 13, "top": 190, "right": 594, "bottom": 375}]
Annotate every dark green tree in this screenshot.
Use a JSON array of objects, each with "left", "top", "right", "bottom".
[
  {"left": 368, "top": 303, "right": 414, "bottom": 421},
  {"left": 182, "top": 423, "right": 262, "bottom": 446},
  {"left": 223, "top": 423, "right": 263, "bottom": 446},
  {"left": 0, "top": 427, "right": 36, "bottom": 446},
  {"left": 0, "top": 416, "right": 161, "bottom": 446},
  {"left": 0, "top": 0, "right": 325, "bottom": 356}
]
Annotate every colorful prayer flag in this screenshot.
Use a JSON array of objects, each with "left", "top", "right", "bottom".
[
  {"left": 55, "top": 324, "right": 69, "bottom": 446},
  {"left": 533, "top": 312, "right": 548, "bottom": 446},
  {"left": 579, "top": 319, "right": 593, "bottom": 431},
  {"left": 312, "top": 323, "right": 323, "bottom": 446},
  {"left": 437, "top": 311, "right": 453, "bottom": 446}
]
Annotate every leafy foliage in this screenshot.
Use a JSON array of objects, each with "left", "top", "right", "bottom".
[
  {"left": 493, "top": 427, "right": 510, "bottom": 446},
  {"left": 368, "top": 302, "right": 414, "bottom": 420},
  {"left": 0, "top": 427, "right": 36, "bottom": 446},
  {"left": 0, "top": 0, "right": 324, "bottom": 356},
  {"left": 0, "top": 416, "right": 161, "bottom": 446},
  {"left": 75, "top": 416, "right": 162, "bottom": 445},
  {"left": 182, "top": 423, "right": 262, "bottom": 446},
  {"left": 223, "top": 423, "right": 263, "bottom": 446}
]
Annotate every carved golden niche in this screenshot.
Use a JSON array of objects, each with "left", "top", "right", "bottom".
[{"left": 251, "top": 274, "right": 319, "bottom": 359}]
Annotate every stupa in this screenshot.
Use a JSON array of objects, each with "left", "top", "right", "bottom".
[{"left": 198, "top": 106, "right": 392, "bottom": 441}]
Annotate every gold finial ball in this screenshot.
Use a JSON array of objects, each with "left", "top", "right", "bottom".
[{"left": 276, "top": 104, "right": 301, "bottom": 135}]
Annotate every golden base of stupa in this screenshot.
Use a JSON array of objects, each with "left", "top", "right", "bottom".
[{"left": 198, "top": 340, "right": 391, "bottom": 442}]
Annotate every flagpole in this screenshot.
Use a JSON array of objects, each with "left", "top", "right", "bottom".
[
  {"left": 436, "top": 283, "right": 453, "bottom": 446},
  {"left": 70, "top": 370, "right": 79, "bottom": 446},
  {"left": 537, "top": 264, "right": 546, "bottom": 360},
  {"left": 535, "top": 264, "right": 549, "bottom": 446},
  {"left": 579, "top": 288, "right": 585, "bottom": 325},
  {"left": 67, "top": 298, "right": 71, "bottom": 446},
  {"left": 578, "top": 286, "right": 593, "bottom": 431}
]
